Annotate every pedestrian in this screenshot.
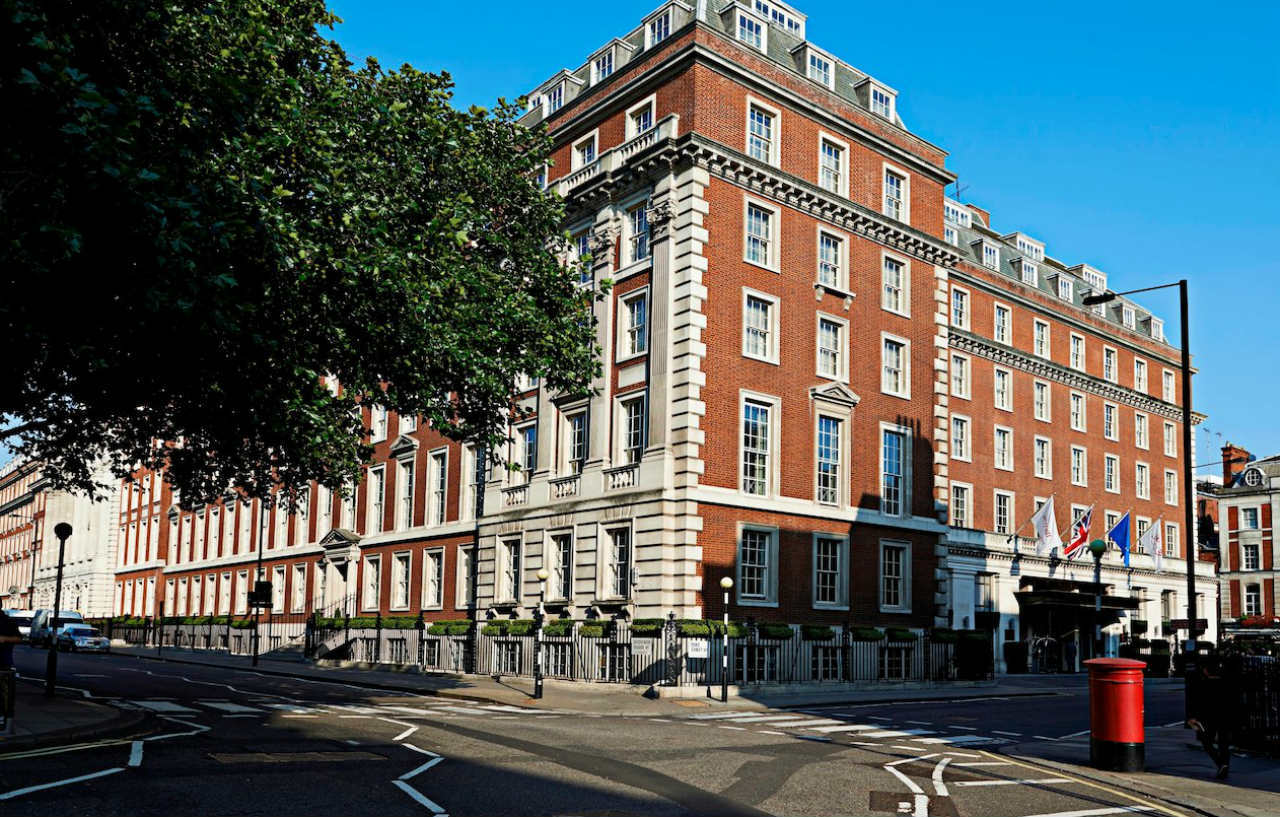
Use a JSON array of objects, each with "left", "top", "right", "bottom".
[
  {"left": 1065, "top": 637, "right": 1078, "bottom": 673},
  {"left": 1186, "top": 656, "right": 1234, "bottom": 779},
  {"left": 0, "top": 611, "right": 19, "bottom": 670}
]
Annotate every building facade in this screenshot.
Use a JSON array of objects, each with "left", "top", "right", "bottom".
[
  {"left": 1215, "top": 445, "right": 1280, "bottom": 627},
  {"left": 1, "top": 458, "right": 121, "bottom": 616},
  {"left": 109, "top": 0, "right": 1214, "bottom": 671}
]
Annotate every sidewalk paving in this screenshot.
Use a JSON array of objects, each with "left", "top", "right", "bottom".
[
  {"left": 1003, "top": 726, "right": 1280, "bottom": 817},
  {"left": 0, "top": 676, "right": 146, "bottom": 752},
  {"left": 109, "top": 644, "right": 1085, "bottom": 715}
]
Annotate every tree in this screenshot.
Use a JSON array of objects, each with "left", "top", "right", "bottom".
[{"left": 1, "top": 0, "right": 598, "bottom": 505}]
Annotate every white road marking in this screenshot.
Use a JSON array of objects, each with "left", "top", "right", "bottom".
[
  {"left": 330, "top": 705, "right": 383, "bottom": 714},
  {"left": 718, "top": 725, "right": 746, "bottom": 731},
  {"left": 1058, "top": 729, "right": 1091, "bottom": 739},
  {"left": 219, "top": 714, "right": 259, "bottom": 719},
  {"left": 931, "top": 757, "right": 951, "bottom": 796},
  {"left": 868, "top": 715, "right": 891, "bottom": 721},
  {"left": 992, "top": 730, "right": 1023, "bottom": 736},
  {"left": 128, "top": 741, "right": 144, "bottom": 767},
  {"left": 400, "top": 756, "right": 444, "bottom": 780},
  {"left": 950, "top": 725, "right": 978, "bottom": 730},
  {"left": 129, "top": 700, "right": 198, "bottom": 714},
  {"left": 402, "top": 744, "right": 440, "bottom": 757},
  {"left": 380, "top": 705, "right": 433, "bottom": 715},
  {"left": 865, "top": 730, "right": 937, "bottom": 738},
  {"left": 954, "top": 778, "right": 1074, "bottom": 787},
  {"left": 394, "top": 726, "right": 418, "bottom": 741},
  {"left": 943, "top": 751, "right": 981, "bottom": 758},
  {"left": 914, "top": 735, "right": 996, "bottom": 745},
  {"left": 434, "top": 706, "right": 486, "bottom": 715},
  {"left": 906, "top": 720, "right": 932, "bottom": 725},
  {"left": 774, "top": 719, "right": 842, "bottom": 728},
  {"left": 1034, "top": 735, "right": 1059, "bottom": 741},
  {"left": 812, "top": 723, "right": 878, "bottom": 733},
  {"left": 892, "top": 745, "right": 929, "bottom": 753},
  {"left": 344, "top": 740, "right": 360, "bottom": 745},
  {"left": 688, "top": 711, "right": 757, "bottom": 720},
  {"left": 759, "top": 730, "right": 786, "bottom": 735},
  {"left": 198, "top": 701, "right": 263, "bottom": 713},
  {"left": 264, "top": 704, "right": 315, "bottom": 714},
  {"left": 954, "top": 761, "right": 1013, "bottom": 767},
  {"left": 727, "top": 714, "right": 810, "bottom": 723},
  {"left": 850, "top": 741, "right": 880, "bottom": 747},
  {"left": 1020, "top": 808, "right": 1155, "bottom": 817},
  {"left": 0, "top": 768, "right": 125, "bottom": 801},
  {"left": 392, "top": 780, "right": 446, "bottom": 814}
]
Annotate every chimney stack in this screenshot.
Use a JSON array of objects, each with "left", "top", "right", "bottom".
[{"left": 1222, "top": 443, "right": 1252, "bottom": 486}]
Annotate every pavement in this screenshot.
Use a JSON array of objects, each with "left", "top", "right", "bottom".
[
  {"left": 3, "top": 647, "right": 1275, "bottom": 816},
  {"left": 0, "top": 673, "right": 147, "bottom": 751}
]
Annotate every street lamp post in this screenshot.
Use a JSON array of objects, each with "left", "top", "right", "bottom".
[
  {"left": 1084, "top": 281, "right": 1198, "bottom": 692},
  {"left": 44, "top": 523, "right": 71, "bottom": 698},
  {"left": 533, "top": 567, "right": 548, "bottom": 700},
  {"left": 719, "top": 576, "right": 733, "bottom": 703},
  {"left": 1089, "top": 538, "right": 1108, "bottom": 658}
]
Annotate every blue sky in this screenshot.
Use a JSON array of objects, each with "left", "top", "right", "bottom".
[{"left": 329, "top": 0, "right": 1280, "bottom": 474}]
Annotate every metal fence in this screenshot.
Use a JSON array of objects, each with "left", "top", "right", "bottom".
[
  {"left": 309, "top": 621, "right": 983, "bottom": 687},
  {"left": 1235, "top": 655, "right": 1280, "bottom": 752},
  {"left": 96, "top": 615, "right": 308, "bottom": 658}
]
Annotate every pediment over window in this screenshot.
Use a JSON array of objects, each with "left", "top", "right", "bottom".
[
  {"left": 166, "top": 504, "right": 181, "bottom": 519},
  {"left": 318, "top": 527, "right": 361, "bottom": 564},
  {"left": 810, "top": 382, "right": 861, "bottom": 409},
  {"left": 388, "top": 434, "right": 419, "bottom": 459}
]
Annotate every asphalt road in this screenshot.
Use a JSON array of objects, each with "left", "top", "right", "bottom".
[{"left": 3, "top": 647, "right": 1187, "bottom": 817}]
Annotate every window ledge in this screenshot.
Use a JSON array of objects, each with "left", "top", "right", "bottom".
[
  {"left": 736, "top": 599, "right": 779, "bottom": 608},
  {"left": 614, "top": 258, "right": 652, "bottom": 281},
  {"left": 814, "top": 283, "right": 854, "bottom": 302}
]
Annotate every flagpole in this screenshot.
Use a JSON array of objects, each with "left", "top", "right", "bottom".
[{"left": 1009, "top": 492, "right": 1056, "bottom": 551}]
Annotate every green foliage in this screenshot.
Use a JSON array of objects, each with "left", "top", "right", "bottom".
[
  {"left": 706, "top": 620, "right": 751, "bottom": 638},
  {"left": 630, "top": 618, "right": 665, "bottom": 636},
  {"left": 1, "top": 0, "right": 601, "bottom": 504},
  {"left": 230, "top": 619, "right": 256, "bottom": 630},
  {"left": 929, "top": 628, "right": 959, "bottom": 644},
  {"left": 800, "top": 624, "right": 836, "bottom": 641},
  {"left": 885, "top": 627, "right": 916, "bottom": 642},
  {"left": 542, "top": 618, "right": 574, "bottom": 637},
  {"left": 426, "top": 619, "right": 472, "bottom": 636},
  {"left": 756, "top": 622, "right": 794, "bottom": 640},
  {"left": 578, "top": 622, "right": 608, "bottom": 638},
  {"left": 848, "top": 627, "right": 886, "bottom": 642}
]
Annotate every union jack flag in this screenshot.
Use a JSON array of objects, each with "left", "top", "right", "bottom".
[{"left": 1063, "top": 505, "right": 1094, "bottom": 559}]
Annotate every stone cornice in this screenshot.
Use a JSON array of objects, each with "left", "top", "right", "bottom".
[{"left": 949, "top": 330, "right": 1185, "bottom": 422}]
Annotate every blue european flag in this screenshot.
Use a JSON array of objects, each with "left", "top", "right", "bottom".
[{"left": 1108, "top": 512, "right": 1132, "bottom": 568}]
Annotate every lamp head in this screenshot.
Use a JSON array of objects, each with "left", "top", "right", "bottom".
[
  {"left": 536, "top": 568, "right": 549, "bottom": 581},
  {"left": 1089, "top": 538, "right": 1107, "bottom": 558},
  {"left": 1082, "top": 292, "right": 1117, "bottom": 306},
  {"left": 54, "top": 522, "right": 72, "bottom": 541},
  {"left": 719, "top": 576, "right": 734, "bottom": 590}
]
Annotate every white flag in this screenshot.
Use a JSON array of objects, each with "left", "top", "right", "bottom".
[
  {"left": 1142, "top": 518, "right": 1163, "bottom": 572},
  {"left": 1031, "top": 496, "right": 1062, "bottom": 556}
]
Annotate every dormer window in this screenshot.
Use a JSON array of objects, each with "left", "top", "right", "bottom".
[
  {"left": 1057, "top": 277, "right": 1073, "bottom": 301},
  {"left": 871, "top": 85, "right": 894, "bottom": 119},
  {"left": 1122, "top": 305, "right": 1136, "bottom": 329},
  {"left": 1005, "top": 232, "right": 1044, "bottom": 261},
  {"left": 753, "top": 0, "right": 805, "bottom": 34},
  {"left": 593, "top": 51, "right": 614, "bottom": 83},
  {"left": 978, "top": 241, "right": 999, "bottom": 270},
  {"left": 1020, "top": 259, "right": 1038, "bottom": 286},
  {"left": 1150, "top": 317, "right": 1165, "bottom": 342},
  {"left": 736, "top": 11, "right": 766, "bottom": 50},
  {"left": 647, "top": 10, "right": 671, "bottom": 47},
  {"left": 807, "top": 51, "right": 833, "bottom": 88},
  {"left": 546, "top": 83, "right": 564, "bottom": 114},
  {"left": 944, "top": 200, "right": 971, "bottom": 227},
  {"left": 944, "top": 226, "right": 958, "bottom": 246}
]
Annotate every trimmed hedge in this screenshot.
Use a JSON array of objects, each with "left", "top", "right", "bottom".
[
  {"left": 427, "top": 619, "right": 472, "bottom": 636},
  {"left": 885, "top": 627, "right": 916, "bottom": 642},
  {"left": 848, "top": 627, "right": 886, "bottom": 641},
  {"left": 630, "top": 618, "right": 665, "bottom": 637},
  {"left": 482, "top": 619, "right": 536, "bottom": 637},
  {"left": 801, "top": 624, "right": 835, "bottom": 641},
  {"left": 314, "top": 615, "right": 420, "bottom": 630},
  {"left": 930, "top": 628, "right": 959, "bottom": 644},
  {"left": 543, "top": 618, "right": 574, "bottom": 637},
  {"left": 757, "top": 622, "right": 794, "bottom": 640}
]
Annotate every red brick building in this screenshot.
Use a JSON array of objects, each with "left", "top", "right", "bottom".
[
  {"left": 110, "top": 1, "right": 1216, "bottom": 668},
  {"left": 1215, "top": 444, "right": 1280, "bottom": 626}
]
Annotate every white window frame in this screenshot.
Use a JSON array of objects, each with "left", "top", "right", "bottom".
[
  {"left": 880, "top": 332, "right": 911, "bottom": 399},
  {"left": 1245, "top": 584, "right": 1263, "bottom": 617},
  {"left": 291, "top": 563, "right": 307, "bottom": 613},
  {"left": 1164, "top": 469, "right": 1178, "bottom": 506},
  {"left": 950, "top": 481, "right": 973, "bottom": 528},
  {"left": 879, "top": 422, "right": 912, "bottom": 518},
  {"left": 1058, "top": 276, "right": 1073, "bottom": 301},
  {"left": 736, "top": 523, "right": 779, "bottom": 607},
  {"left": 361, "top": 554, "right": 381, "bottom": 612},
  {"left": 1070, "top": 390, "right": 1087, "bottom": 432},
  {"left": 615, "top": 393, "right": 647, "bottom": 465},
  {"left": 994, "top": 490, "right": 1015, "bottom": 535},
  {"left": 645, "top": 8, "right": 672, "bottom": 48},
  {"left": 950, "top": 352, "right": 971, "bottom": 400},
  {"left": 591, "top": 47, "right": 615, "bottom": 84},
  {"left": 1033, "top": 379, "right": 1051, "bottom": 422},
  {"left": 1134, "top": 358, "right": 1148, "bottom": 392},
  {"left": 617, "top": 286, "right": 649, "bottom": 362},
  {"left": 1103, "top": 402, "right": 1119, "bottom": 441},
  {"left": 811, "top": 533, "right": 849, "bottom": 610},
  {"left": 739, "top": 390, "right": 781, "bottom": 498},
  {"left": 498, "top": 536, "right": 523, "bottom": 604},
  {"left": 1103, "top": 346, "right": 1118, "bottom": 383},
  {"left": 570, "top": 129, "right": 599, "bottom": 171},
  {"left": 545, "top": 530, "right": 575, "bottom": 603},
  {"left": 390, "top": 550, "right": 411, "bottom": 611},
  {"left": 1136, "top": 461, "right": 1151, "bottom": 500},
  {"left": 1162, "top": 369, "right": 1176, "bottom": 402},
  {"left": 816, "top": 313, "right": 849, "bottom": 382},
  {"left": 1020, "top": 259, "right": 1038, "bottom": 286},
  {"left": 814, "top": 410, "right": 848, "bottom": 507},
  {"left": 741, "top": 287, "right": 780, "bottom": 364},
  {"left": 882, "top": 162, "right": 910, "bottom": 224},
  {"left": 1164, "top": 422, "right": 1177, "bottom": 458},
  {"left": 622, "top": 194, "right": 651, "bottom": 267},
  {"left": 993, "top": 425, "right": 1013, "bottom": 471},
  {"left": 951, "top": 284, "right": 970, "bottom": 330},
  {"left": 1122, "top": 305, "right": 1136, "bottom": 329},
  {"left": 734, "top": 8, "right": 768, "bottom": 51},
  {"left": 745, "top": 96, "right": 781, "bottom": 166},
  {"left": 1069, "top": 333, "right": 1086, "bottom": 371},
  {"left": 981, "top": 241, "right": 1000, "bottom": 271},
  {"left": 1033, "top": 435, "right": 1052, "bottom": 480},
  {"left": 1135, "top": 411, "right": 1149, "bottom": 450},
  {"left": 1105, "top": 454, "right": 1120, "bottom": 494},
  {"left": 816, "top": 131, "right": 848, "bottom": 196},
  {"left": 870, "top": 83, "right": 895, "bottom": 119},
  {"left": 455, "top": 546, "right": 475, "bottom": 609},
  {"left": 878, "top": 539, "right": 911, "bottom": 614},
  {"left": 371, "top": 405, "right": 388, "bottom": 443},
  {"left": 993, "top": 302, "right": 1011, "bottom": 344},
  {"left": 993, "top": 365, "right": 1013, "bottom": 412},
  {"left": 880, "top": 251, "right": 910, "bottom": 317},
  {"left": 600, "top": 522, "right": 634, "bottom": 601},
  {"left": 427, "top": 448, "right": 448, "bottom": 526},
  {"left": 1071, "top": 445, "right": 1088, "bottom": 487},
  {"left": 1033, "top": 319, "right": 1051, "bottom": 359},
  {"left": 394, "top": 457, "right": 415, "bottom": 532},
  {"left": 624, "top": 94, "right": 656, "bottom": 139},
  {"left": 742, "top": 196, "right": 780, "bottom": 271},
  {"left": 815, "top": 227, "right": 848, "bottom": 290},
  {"left": 422, "top": 547, "right": 445, "bottom": 610},
  {"left": 365, "top": 466, "right": 386, "bottom": 535},
  {"left": 950, "top": 414, "right": 971, "bottom": 462}
]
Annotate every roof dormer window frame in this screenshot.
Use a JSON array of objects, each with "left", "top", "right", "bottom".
[
  {"left": 944, "top": 198, "right": 971, "bottom": 228},
  {"left": 1054, "top": 274, "right": 1073, "bottom": 302},
  {"left": 733, "top": 6, "right": 768, "bottom": 52},
  {"left": 974, "top": 239, "right": 999, "bottom": 271},
  {"left": 1020, "top": 258, "right": 1039, "bottom": 287},
  {"left": 1006, "top": 232, "right": 1045, "bottom": 262},
  {"left": 1122, "top": 304, "right": 1137, "bottom": 330},
  {"left": 869, "top": 81, "right": 896, "bottom": 120},
  {"left": 794, "top": 43, "right": 836, "bottom": 90},
  {"left": 644, "top": 2, "right": 687, "bottom": 49},
  {"left": 1149, "top": 316, "right": 1165, "bottom": 342}
]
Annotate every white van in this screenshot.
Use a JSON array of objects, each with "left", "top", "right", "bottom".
[{"left": 29, "top": 609, "right": 84, "bottom": 647}]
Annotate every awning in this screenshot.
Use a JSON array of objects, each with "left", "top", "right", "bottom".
[{"left": 1015, "top": 590, "right": 1140, "bottom": 611}]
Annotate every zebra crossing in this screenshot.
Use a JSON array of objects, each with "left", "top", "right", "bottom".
[
  {"left": 680, "top": 708, "right": 1011, "bottom": 748},
  {"left": 115, "top": 696, "right": 556, "bottom": 721}
]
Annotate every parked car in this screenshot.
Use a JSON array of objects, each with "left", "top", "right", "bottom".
[
  {"left": 55, "top": 624, "right": 110, "bottom": 653},
  {"left": 29, "top": 609, "right": 84, "bottom": 647},
  {"left": 3, "top": 609, "right": 35, "bottom": 641}
]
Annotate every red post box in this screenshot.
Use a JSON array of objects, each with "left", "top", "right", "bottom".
[{"left": 1084, "top": 657, "right": 1146, "bottom": 771}]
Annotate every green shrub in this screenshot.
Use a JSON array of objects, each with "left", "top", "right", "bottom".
[
  {"left": 930, "top": 628, "right": 959, "bottom": 644},
  {"left": 481, "top": 621, "right": 507, "bottom": 636},
  {"left": 849, "top": 627, "right": 885, "bottom": 641},
  {"left": 630, "top": 618, "right": 664, "bottom": 637},
  {"left": 543, "top": 619, "right": 574, "bottom": 637},
  {"left": 957, "top": 629, "right": 990, "bottom": 643},
  {"left": 230, "top": 619, "right": 255, "bottom": 629},
  {"left": 579, "top": 622, "right": 607, "bottom": 638},
  {"left": 706, "top": 620, "right": 750, "bottom": 638},
  {"left": 885, "top": 627, "right": 916, "bottom": 642},
  {"left": 505, "top": 619, "right": 535, "bottom": 636},
  {"left": 757, "top": 622, "right": 794, "bottom": 640},
  {"left": 427, "top": 619, "right": 472, "bottom": 636},
  {"left": 677, "top": 619, "right": 711, "bottom": 637},
  {"left": 801, "top": 624, "right": 836, "bottom": 641}
]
